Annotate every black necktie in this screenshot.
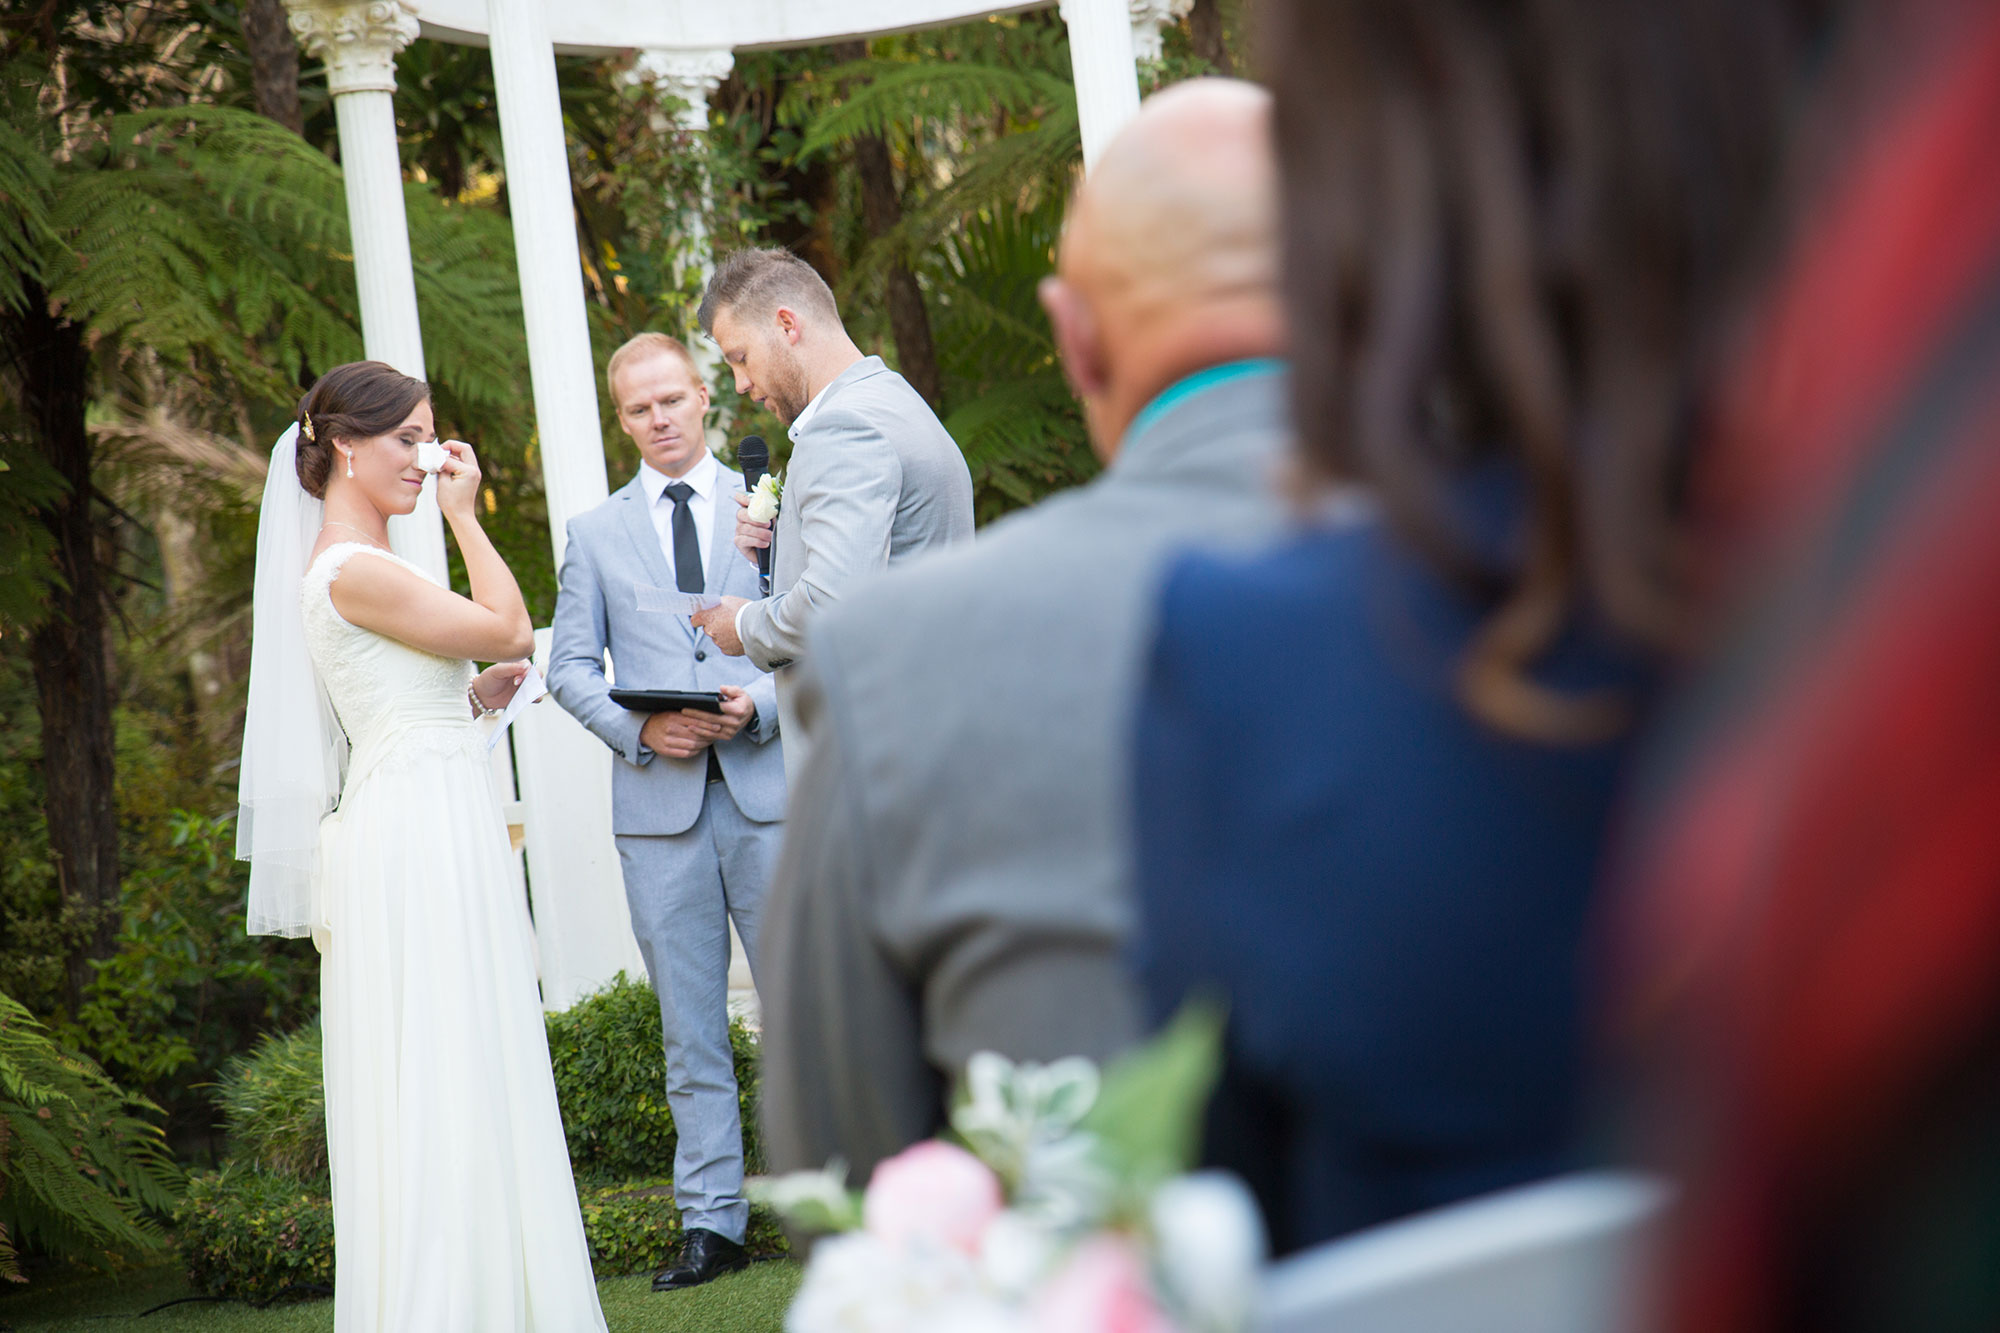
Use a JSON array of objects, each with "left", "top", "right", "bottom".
[{"left": 662, "top": 482, "right": 704, "bottom": 594}]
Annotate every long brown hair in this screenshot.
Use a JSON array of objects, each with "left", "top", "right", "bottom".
[{"left": 1264, "top": 0, "right": 1819, "bottom": 740}]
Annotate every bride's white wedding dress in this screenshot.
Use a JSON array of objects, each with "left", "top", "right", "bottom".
[{"left": 302, "top": 541, "right": 608, "bottom": 1333}]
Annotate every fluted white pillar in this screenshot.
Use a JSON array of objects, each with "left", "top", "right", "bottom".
[
  {"left": 486, "top": 0, "right": 608, "bottom": 572},
  {"left": 1060, "top": 0, "right": 1143, "bottom": 171},
  {"left": 286, "top": 0, "right": 446, "bottom": 581},
  {"left": 486, "top": 0, "right": 634, "bottom": 1013},
  {"left": 626, "top": 47, "right": 735, "bottom": 444}
]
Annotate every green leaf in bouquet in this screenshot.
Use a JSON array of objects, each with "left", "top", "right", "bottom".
[
  {"left": 1078, "top": 999, "right": 1225, "bottom": 1199},
  {"left": 750, "top": 1165, "right": 865, "bottom": 1236}
]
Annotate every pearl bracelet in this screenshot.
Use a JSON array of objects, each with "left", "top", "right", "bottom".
[{"left": 468, "top": 681, "right": 502, "bottom": 719}]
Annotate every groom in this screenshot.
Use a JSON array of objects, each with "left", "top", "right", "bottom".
[
  {"left": 687, "top": 248, "right": 974, "bottom": 781},
  {"left": 546, "top": 332, "right": 785, "bottom": 1291}
]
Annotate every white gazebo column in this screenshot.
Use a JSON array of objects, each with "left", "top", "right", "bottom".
[
  {"left": 486, "top": 0, "right": 609, "bottom": 562},
  {"left": 286, "top": 0, "right": 446, "bottom": 581},
  {"left": 626, "top": 47, "right": 735, "bottom": 444},
  {"left": 1059, "top": 0, "right": 1142, "bottom": 171},
  {"left": 486, "top": 0, "right": 643, "bottom": 1012},
  {"left": 1128, "top": 0, "right": 1196, "bottom": 63}
]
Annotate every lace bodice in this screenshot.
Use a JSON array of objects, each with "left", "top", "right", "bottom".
[{"left": 302, "top": 543, "right": 473, "bottom": 753}]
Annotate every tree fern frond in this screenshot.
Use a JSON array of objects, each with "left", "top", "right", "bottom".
[
  {"left": 786, "top": 60, "right": 1074, "bottom": 160},
  {"left": 0, "top": 993, "right": 178, "bottom": 1269},
  {"left": 0, "top": 62, "right": 56, "bottom": 313}
]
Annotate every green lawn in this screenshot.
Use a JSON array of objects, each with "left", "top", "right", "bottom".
[{"left": 0, "top": 1262, "right": 802, "bottom": 1333}]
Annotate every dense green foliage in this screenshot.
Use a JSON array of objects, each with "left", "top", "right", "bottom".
[
  {"left": 176, "top": 1170, "right": 787, "bottom": 1298},
  {"left": 529, "top": 973, "right": 766, "bottom": 1185},
  {"left": 0, "top": 993, "right": 180, "bottom": 1280},
  {"left": 174, "top": 1168, "right": 333, "bottom": 1303},
  {"left": 213, "top": 1025, "right": 327, "bottom": 1183}
]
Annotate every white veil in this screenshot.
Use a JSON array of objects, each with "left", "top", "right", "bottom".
[{"left": 236, "top": 423, "right": 347, "bottom": 938}]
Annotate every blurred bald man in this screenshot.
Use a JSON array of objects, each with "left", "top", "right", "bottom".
[{"left": 759, "top": 79, "right": 1289, "bottom": 1179}]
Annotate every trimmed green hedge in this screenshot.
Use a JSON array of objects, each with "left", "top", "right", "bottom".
[
  {"left": 176, "top": 1170, "right": 787, "bottom": 1295},
  {"left": 175, "top": 975, "right": 780, "bottom": 1296},
  {"left": 546, "top": 973, "right": 768, "bottom": 1184},
  {"left": 175, "top": 1168, "right": 333, "bottom": 1301}
]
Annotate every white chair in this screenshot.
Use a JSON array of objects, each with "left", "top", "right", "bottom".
[{"left": 1253, "top": 1171, "right": 1671, "bottom": 1333}]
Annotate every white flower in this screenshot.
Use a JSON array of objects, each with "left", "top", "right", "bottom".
[
  {"left": 415, "top": 439, "right": 450, "bottom": 474},
  {"left": 746, "top": 471, "right": 782, "bottom": 523},
  {"left": 978, "top": 1209, "right": 1062, "bottom": 1299},
  {"left": 953, "top": 1051, "right": 1100, "bottom": 1187},
  {"left": 1148, "top": 1172, "right": 1266, "bottom": 1333},
  {"left": 785, "top": 1231, "right": 1028, "bottom": 1333}
]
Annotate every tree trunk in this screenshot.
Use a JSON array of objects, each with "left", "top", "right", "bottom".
[
  {"left": 240, "top": 0, "right": 303, "bottom": 134},
  {"left": 832, "top": 42, "right": 943, "bottom": 408},
  {"left": 852, "top": 133, "right": 942, "bottom": 408},
  {"left": 4, "top": 285, "right": 120, "bottom": 1014},
  {"left": 1189, "top": 0, "right": 1235, "bottom": 76}
]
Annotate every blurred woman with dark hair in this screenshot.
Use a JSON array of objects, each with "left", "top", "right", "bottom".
[{"left": 1129, "top": 0, "right": 1817, "bottom": 1255}]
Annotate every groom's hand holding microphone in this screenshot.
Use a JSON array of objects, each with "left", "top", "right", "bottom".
[{"left": 688, "top": 434, "right": 771, "bottom": 657}]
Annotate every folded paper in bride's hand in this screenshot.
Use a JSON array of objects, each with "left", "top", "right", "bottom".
[{"left": 486, "top": 662, "right": 548, "bottom": 751}]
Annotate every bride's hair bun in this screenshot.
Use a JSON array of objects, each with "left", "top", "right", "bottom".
[{"left": 293, "top": 361, "right": 432, "bottom": 499}]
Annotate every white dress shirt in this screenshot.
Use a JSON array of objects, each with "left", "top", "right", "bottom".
[
  {"left": 786, "top": 376, "right": 836, "bottom": 445},
  {"left": 638, "top": 450, "right": 719, "bottom": 590}
]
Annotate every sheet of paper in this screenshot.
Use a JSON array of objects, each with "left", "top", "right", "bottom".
[
  {"left": 634, "top": 584, "right": 722, "bottom": 617},
  {"left": 487, "top": 661, "right": 548, "bottom": 751}
]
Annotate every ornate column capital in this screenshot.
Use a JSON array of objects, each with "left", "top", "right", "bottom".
[
  {"left": 1128, "top": 0, "right": 1195, "bottom": 63},
  {"left": 284, "top": 0, "right": 420, "bottom": 97},
  {"left": 626, "top": 47, "right": 735, "bottom": 132}
]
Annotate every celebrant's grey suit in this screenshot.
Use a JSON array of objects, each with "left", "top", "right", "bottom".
[
  {"left": 735, "top": 355, "right": 974, "bottom": 782},
  {"left": 546, "top": 461, "right": 784, "bottom": 1244},
  {"left": 758, "top": 364, "right": 1290, "bottom": 1180}
]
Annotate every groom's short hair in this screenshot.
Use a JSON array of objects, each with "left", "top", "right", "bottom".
[
  {"left": 698, "top": 247, "right": 841, "bottom": 335},
  {"left": 605, "top": 332, "right": 700, "bottom": 404}
]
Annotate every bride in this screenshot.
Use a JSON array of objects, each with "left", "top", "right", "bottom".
[{"left": 237, "top": 360, "right": 608, "bottom": 1332}]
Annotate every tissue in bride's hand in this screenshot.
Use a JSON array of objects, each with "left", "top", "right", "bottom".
[{"left": 416, "top": 439, "right": 450, "bottom": 474}]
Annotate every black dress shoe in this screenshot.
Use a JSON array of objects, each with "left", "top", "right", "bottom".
[{"left": 652, "top": 1227, "right": 750, "bottom": 1291}]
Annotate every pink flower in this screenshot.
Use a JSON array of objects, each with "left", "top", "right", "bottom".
[
  {"left": 864, "top": 1140, "right": 1005, "bottom": 1257},
  {"left": 1031, "top": 1236, "right": 1182, "bottom": 1333}
]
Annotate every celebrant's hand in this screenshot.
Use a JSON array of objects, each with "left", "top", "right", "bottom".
[
  {"left": 710, "top": 685, "right": 755, "bottom": 741},
  {"left": 436, "top": 438, "right": 484, "bottom": 522},
  {"left": 472, "top": 660, "right": 531, "bottom": 712},
  {"left": 690, "top": 596, "right": 750, "bottom": 656},
  {"left": 733, "top": 492, "right": 773, "bottom": 567},
  {"left": 641, "top": 710, "right": 716, "bottom": 760}
]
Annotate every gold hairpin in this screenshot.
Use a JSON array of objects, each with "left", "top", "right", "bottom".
[{"left": 302, "top": 414, "right": 315, "bottom": 442}]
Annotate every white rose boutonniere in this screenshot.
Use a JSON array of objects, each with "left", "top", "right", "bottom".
[{"left": 746, "top": 471, "right": 782, "bottom": 524}]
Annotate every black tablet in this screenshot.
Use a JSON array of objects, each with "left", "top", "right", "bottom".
[{"left": 607, "top": 688, "right": 724, "bottom": 714}]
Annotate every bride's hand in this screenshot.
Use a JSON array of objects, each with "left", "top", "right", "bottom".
[
  {"left": 472, "top": 660, "right": 532, "bottom": 712},
  {"left": 437, "top": 439, "right": 485, "bottom": 522}
]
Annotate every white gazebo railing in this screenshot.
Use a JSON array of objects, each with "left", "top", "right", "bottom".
[{"left": 284, "top": 0, "right": 1168, "bottom": 1008}]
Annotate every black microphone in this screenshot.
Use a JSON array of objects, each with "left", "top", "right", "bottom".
[{"left": 737, "top": 435, "right": 773, "bottom": 595}]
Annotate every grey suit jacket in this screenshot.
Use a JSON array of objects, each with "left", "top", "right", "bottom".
[
  {"left": 736, "top": 356, "right": 973, "bottom": 777},
  {"left": 757, "top": 366, "right": 1290, "bottom": 1180},
  {"left": 547, "top": 465, "right": 785, "bottom": 837}
]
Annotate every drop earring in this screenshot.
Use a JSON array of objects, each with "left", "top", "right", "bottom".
[{"left": 344, "top": 451, "right": 354, "bottom": 479}]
